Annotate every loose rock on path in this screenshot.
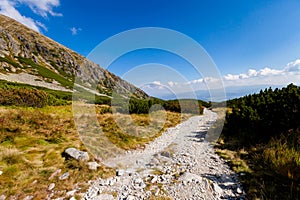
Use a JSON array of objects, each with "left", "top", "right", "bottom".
[{"left": 84, "top": 109, "right": 246, "bottom": 200}]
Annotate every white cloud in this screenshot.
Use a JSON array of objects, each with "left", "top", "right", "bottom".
[
  {"left": 223, "top": 59, "right": 300, "bottom": 87},
  {"left": 284, "top": 59, "right": 300, "bottom": 73},
  {"left": 224, "top": 67, "right": 283, "bottom": 81},
  {"left": 70, "top": 27, "right": 82, "bottom": 35},
  {"left": 142, "top": 82, "right": 166, "bottom": 91},
  {"left": 203, "top": 77, "right": 219, "bottom": 83},
  {"left": 224, "top": 74, "right": 239, "bottom": 81},
  {"left": 258, "top": 67, "right": 282, "bottom": 76},
  {"left": 17, "top": 0, "right": 62, "bottom": 17},
  {"left": 35, "top": 20, "right": 47, "bottom": 31},
  {"left": 187, "top": 78, "right": 203, "bottom": 84},
  {"left": 0, "top": 0, "right": 61, "bottom": 33},
  {"left": 248, "top": 69, "right": 258, "bottom": 76},
  {"left": 152, "top": 81, "right": 161, "bottom": 85},
  {"left": 141, "top": 60, "right": 300, "bottom": 99},
  {"left": 0, "top": 0, "right": 40, "bottom": 31},
  {"left": 187, "top": 77, "right": 219, "bottom": 85},
  {"left": 167, "top": 81, "right": 178, "bottom": 87}
]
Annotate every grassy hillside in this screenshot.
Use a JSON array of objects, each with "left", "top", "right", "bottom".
[
  {"left": 0, "top": 104, "right": 195, "bottom": 199},
  {"left": 0, "top": 80, "right": 208, "bottom": 199},
  {"left": 0, "top": 80, "right": 72, "bottom": 107},
  {"left": 0, "top": 14, "right": 148, "bottom": 98},
  {"left": 0, "top": 105, "right": 115, "bottom": 199},
  {"left": 217, "top": 84, "right": 300, "bottom": 199}
]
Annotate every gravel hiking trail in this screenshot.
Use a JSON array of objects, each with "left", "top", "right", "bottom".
[{"left": 84, "top": 109, "right": 246, "bottom": 200}]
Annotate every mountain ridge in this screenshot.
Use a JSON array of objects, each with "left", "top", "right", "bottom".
[{"left": 0, "top": 14, "right": 148, "bottom": 99}]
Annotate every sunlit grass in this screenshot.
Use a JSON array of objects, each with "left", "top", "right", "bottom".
[
  {"left": 0, "top": 105, "right": 114, "bottom": 198},
  {"left": 217, "top": 130, "right": 300, "bottom": 199},
  {"left": 0, "top": 104, "right": 190, "bottom": 198}
]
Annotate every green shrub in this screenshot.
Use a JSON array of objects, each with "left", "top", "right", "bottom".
[
  {"left": 0, "top": 80, "right": 71, "bottom": 107},
  {"left": 17, "top": 57, "right": 73, "bottom": 88}
]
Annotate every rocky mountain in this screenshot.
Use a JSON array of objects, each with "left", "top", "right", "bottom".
[{"left": 0, "top": 14, "right": 148, "bottom": 98}]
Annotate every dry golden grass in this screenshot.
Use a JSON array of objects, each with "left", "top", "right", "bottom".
[
  {"left": 96, "top": 108, "right": 190, "bottom": 150},
  {"left": 215, "top": 148, "right": 251, "bottom": 174},
  {"left": 0, "top": 105, "right": 114, "bottom": 198},
  {"left": 0, "top": 105, "right": 189, "bottom": 198}
]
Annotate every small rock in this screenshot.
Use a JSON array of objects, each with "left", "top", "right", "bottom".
[
  {"left": 69, "top": 197, "right": 76, "bottom": 200},
  {"left": 0, "top": 195, "right": 6, "bottom": 200},
  {"left": 23, "top": 196, "right": 34, "bottom": 200},
  {"left": 116, "top": 169, "right": 125, "bottom": 176},
  {"left": 95, "top": 194, "right": 114, "bottom": 200},
  {"left": 64, "top": 148, "right": 89, "bottom": 161},
  {"left": 87, "top": 162, "right": 100, "bottom": 170},
  {"left": 237, "top": 187, "right": 243, "bottom": 194},
  {"left": 48, "top": 169, "right": 61, "bottom": 180},
  {"left": 66, "top": 189, "right": 77, "bottom": 197},
  {"left": 139, "top": 182, "right": 146, "bottom": 188},
  {"left": 30, "top": 180, "right": 37, "bottom": 186},
  {"left": 48, "top": 183, "right": 55, "bottom": 191},
  {"left": 178, "top": 172, "right": 202, "bottom": 183},
  {"left": 126, "top": 195, "right": 136, "bottom": 200},
  {"left": 151, "top": 176, "right": 158, "bottom": 183},
  {"left": 59, "top": 172, "right": 70, "bottom": 180},
  {"left": 161, "top": 151, "right": 171, "bottom": 158},
  {"left": 155, "top": 189, "right": 160, "bottom": 196},
  {"left": 134, "top": 178, "right": 143, "bottom": 185},
  {"left": 0, "top": 171, "right": 2, "bottom": 176},
  {"left": 136, "top": 159, "right": 142, "bottom": 165},
  {"left": 213, "top": 183, "right": 223, "bottom": 194},
  {"left": 223, "top": 182, "right": 235, "bottom": 187},
  {"left": 108, "top": 179, "right": 115, "bottom": 186}
]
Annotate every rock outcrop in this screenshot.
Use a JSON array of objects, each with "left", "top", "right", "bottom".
[
  {"left": 64, "top": 147, "right": 90, "bottom": 161},
  {"left": 0, "top": 14, "right": 148, "bottom": 98}
]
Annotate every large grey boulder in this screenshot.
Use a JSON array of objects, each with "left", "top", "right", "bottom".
[{"left": 64, "top": 148, "right": 89, "bottom": 161}]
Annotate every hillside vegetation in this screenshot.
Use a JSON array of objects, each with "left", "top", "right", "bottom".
[
  {"left": 0, "top": 80, "right": 208, "bottom": 198},
  {"left": 0, "top": 80, "right": 71, "bottom": 107},
  {"left": 0, "top": 14, "right": 147, "bottom": 98},
  {"left": 218, "top": 83, "right": 300, "bottom": 199}
]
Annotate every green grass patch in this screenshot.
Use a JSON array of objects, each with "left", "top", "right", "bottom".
[
  {"left": 17, "top": 57, "right": 73, "bottom": 88},
  {"left": 0, "top": 79, "right": 71, "bottom": 107},
  {"left": 0, "top": 56, "right": 22, "bottom": 70}
]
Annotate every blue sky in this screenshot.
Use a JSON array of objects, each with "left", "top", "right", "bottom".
[{"left": 1, "top": 0, "right": 300, "bottom": 99}]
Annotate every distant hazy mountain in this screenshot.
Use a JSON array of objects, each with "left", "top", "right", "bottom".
[
  {"left": 158, "top": 84, "right": 284, "bottom": 101},
  {"left": 223, "top": 84, "right": 284, "bottom": 100},
  {"left": 0, "top": 14, "right": 148, "bottom": 99}
]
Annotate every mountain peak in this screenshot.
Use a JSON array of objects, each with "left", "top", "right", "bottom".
[{"left": 0, "top": 14, "right": 148, "bottom": 98}]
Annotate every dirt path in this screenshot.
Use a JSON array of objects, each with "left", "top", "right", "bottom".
[{"left": 84, "top": 109, "right": 246, "bottom": 200}]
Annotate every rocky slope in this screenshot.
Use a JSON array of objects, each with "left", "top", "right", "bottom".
[
  {"left": 0, "top": 14, "right": 147, "bottom": 98},
  {"left": 83, "top": 109, "right": 245, "bottom": 200}
]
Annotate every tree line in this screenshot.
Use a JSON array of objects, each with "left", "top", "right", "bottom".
[{"left": 224, "top": 83, "right": 300, "bottom": 145}]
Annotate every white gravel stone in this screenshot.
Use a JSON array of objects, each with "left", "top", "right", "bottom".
[
  {"left": 48, "top": 183, "right": 55, "bottom": 191},
  {"left": 82, "top": 109, "right": 246, "bottom": 200}
]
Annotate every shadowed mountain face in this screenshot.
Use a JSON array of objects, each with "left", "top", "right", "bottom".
[{"left": 0, "top": 14, "right": 148, "bottom": 98}]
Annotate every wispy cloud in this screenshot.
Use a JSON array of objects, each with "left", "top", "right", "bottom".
[
  {"left": 143, "top": 59, "right": 300, "bottom": 99},
  {"left": 224, "top": 67, "right": 283, "bottom": 81},
  {"left": 70, "top": 27, "right": 82, "bottom": 35},
  {"left": 0, "top": 0, "right": 61, "bottom": 33},
  {"left": 186, "top": 77, "right": 219, "bottom": 85},
  {"left": 17, "top": 0, "right": 62, "bottom": 17},
  {"left": 167, "top": 81, "right": 178, "bottom": 87},
  {"left": 223, "top": 59, "right": 300, "bottom": 86}
]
